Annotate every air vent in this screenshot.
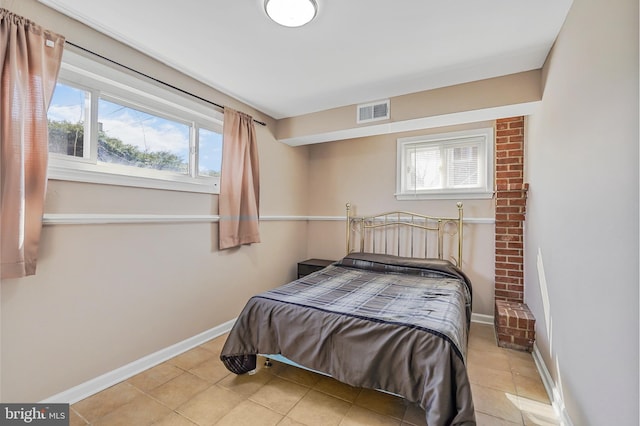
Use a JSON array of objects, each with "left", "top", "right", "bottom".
[{"left": 357, "top": 100, "right": 390, "bottom": 124}]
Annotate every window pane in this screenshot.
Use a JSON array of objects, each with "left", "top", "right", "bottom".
[
  {"left": 410, "top": 146, "right": 441, "bottom": 190},
  {"left": 198, "top": 128, "right": 222, "bottom": 177},
  {"left": 447, "top": 145, "right": 479, "bottom": 188},
  {"left": 47, "top": 83, "right": 88, "bottom": 158},
  {"left": 97, "top": 98, "right": 189, "bottom": 173}
]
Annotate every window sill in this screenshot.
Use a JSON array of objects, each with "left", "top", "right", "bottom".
[
  {"left": 395, "top": 191, "right": 494, "bottom": 201},
  {"left": 48, "top": 163, "right": 219, "bottom": 194}
]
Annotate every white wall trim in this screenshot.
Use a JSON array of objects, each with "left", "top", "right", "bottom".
[
  {"left": 470, "top": 313, "right": 494, "bottom": 325},
  {"left": 469, "top": 318, "right": 572, "bottom": 425},
  {"left": 40, "top": 318, "right": 236, "bottom": 404},
  {"left": 532, "top": 344, "right": 574, "bottom": 426},
  {"left": 280, "top": 101, "right": 541, "bottom": 146},
  {"left": 39, "top": 313, "right": 505, "bottom": 405},
  {"left": 43, "top": 214, "right": 221, "bottom": 225},
  {"left": 43, "top": 214, "right": 495, "bottom": 226}
]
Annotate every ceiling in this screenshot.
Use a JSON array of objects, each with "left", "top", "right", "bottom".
[{"left": 39, "top": 0, "right": 573, "bottom": 120}]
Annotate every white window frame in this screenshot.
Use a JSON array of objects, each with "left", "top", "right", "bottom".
[
  {"left": 48, "top": 48, "right": 224, "bottom": 194},
  {"left": 396, "top": 128, "right": 494, "bottom": 200}
]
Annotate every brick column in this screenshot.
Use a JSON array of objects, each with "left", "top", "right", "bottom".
[
  {"left": 494, "top": 116, "right": 534, "bottom": 351},
  {"left": 495, "top": 116, "right": 528, "bottom": 303}
]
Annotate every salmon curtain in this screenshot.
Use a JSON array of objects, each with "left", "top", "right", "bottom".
[
  {"left": 218, "top": 108, "right": 260, "bottom": 249},
  {"left": 1, "top": 9, "right": 64, "bottom": 278}
]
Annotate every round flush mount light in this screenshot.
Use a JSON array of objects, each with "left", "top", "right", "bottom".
[{"left": 265, "top": 0, "right": 318, "bottom": 27}]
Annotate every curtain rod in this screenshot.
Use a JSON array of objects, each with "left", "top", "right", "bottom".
[{"left": 65, "top": 41, "right": 267, "bottom": 127}]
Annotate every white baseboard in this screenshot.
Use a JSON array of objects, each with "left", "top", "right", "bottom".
[
  {"left": 532, "top": 344, "right": 573, "bottom": 426},
  {"left": 43, "top": 312, "right": 560, "bottom": 423},
  {"left": 41, "top": 318, "right": 236, "bottom": 404},
  {"left": 471, "top": 313, "right": 494, "bottom": 325}
]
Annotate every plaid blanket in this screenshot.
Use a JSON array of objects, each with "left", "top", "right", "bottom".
[
  {"left": 258, "top": 255, "right": 472, "bottom": 361},
  {"left": 221, "top": 253, "right": 476, "bottom": 425}
]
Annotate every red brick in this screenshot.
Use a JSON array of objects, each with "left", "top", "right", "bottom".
[
  {"left": 495, "top": 220, "right": 521, "bottom": 228},
  {"left": 506, "top": 177, "right": 524, "bottom": 185},
  {"left": 495, "top": 116, "right": 528, "bottom": 308},
  {"left": 496, "top": 262, "right": 522, "bottom": 271},
  {"left": 514, "top": 336, "right": 534, "bottom": 347},
  {"left": 500, "top": 206, "right": 524, "bottom": 214},
  {"left": 496, "top": 129, "right": 522, "bottom": 137},
  {"left": 508, "top": 198, "right": 527, "bottom": 206},
  {"left": 496, "top": 156, "right": 522, "bottom": 165},
  {"left": 495, "top": 227, "right": 508, "bottom": 236},
  {"left": 494, "top": 299, "right": 535, "bottom": 351},
  {"left": 509, "top": 328, "right": 530, "bottom": 338},
  {"left": 496, "top": 276, "right": 522, "bottom": 284},
  {"left": 518, "top": 317, "right": 533, "bottom": 329},
  {"left": 496, "top": 117, "right": 523, "bottom": 123},
  {"left": 496, "top": 141, "right": 522, "bottom": 150},
  {"left": 495, "top": 269, "right": 509, "bottom": 277},
  {"left": 495, "top": 248, "right": 521, "bottom": 256},
  {"left": 497, "top": 171, "right": 523, "bottom": 179}
]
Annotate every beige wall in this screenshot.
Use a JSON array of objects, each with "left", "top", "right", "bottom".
[
  {"left": 277, "top": 70, "right": 541, "bottom": 142},
  {"left": 0, "top": 0, "right": 311, "bottom": 402},
  {"left": 524, "top": 0, "right": 638, "bottom": 423},
  {"left": 5, "top": 0, "right": 612, "bottom": 410},
  {"left": 304, "top": 122, "right": 497, "bottom": 316}
]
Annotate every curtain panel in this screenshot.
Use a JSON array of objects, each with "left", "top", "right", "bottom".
[
  {"left": 218, "top": 108, "right": 261, "bottom": 250},
  {"left": 0, "top": 9, "right": 64, "bottom": 278}
]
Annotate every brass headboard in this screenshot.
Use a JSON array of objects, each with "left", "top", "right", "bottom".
[{"left": 346, "top": 202, "right": 464, "bottom": 267}]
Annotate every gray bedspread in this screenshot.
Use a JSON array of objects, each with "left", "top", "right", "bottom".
[{"left": 221, "top": 253, "right": 476, "bottom": 425}]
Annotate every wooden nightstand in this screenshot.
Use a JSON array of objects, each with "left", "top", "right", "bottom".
[{"left": 297, "top": 258, "right": 335, "bottom": 278}]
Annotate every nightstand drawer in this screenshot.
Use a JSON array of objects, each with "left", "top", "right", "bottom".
[{"left": 297, "top": 258, "right": 335, "bottom": 278}]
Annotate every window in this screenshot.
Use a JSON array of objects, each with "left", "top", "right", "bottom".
[
  {"left": 47, "top": 49, "right": 223, "bottom": 193},
  {"left": 396, "top": 128, "right": 494, "bottom": 200}
]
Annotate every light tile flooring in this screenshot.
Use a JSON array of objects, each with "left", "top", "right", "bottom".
[{"left": 69, "top": 323, "right": 559, "bottom": 425}]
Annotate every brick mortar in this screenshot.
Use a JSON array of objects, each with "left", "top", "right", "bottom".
[
  {"left": 495, "top": 117, "right": 527, "bottom": 305},
  {"left": 495, "top": 300, "right": 536, "bottom": 352}
]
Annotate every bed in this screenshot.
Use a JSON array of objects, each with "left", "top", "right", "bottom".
[{"left": 220, "top": 203, "right": 476, "bottom": 425}]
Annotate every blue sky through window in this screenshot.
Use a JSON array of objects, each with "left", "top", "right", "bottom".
[
  {"left": 49, "top": 83, "right": 85, "bottom": 124},
  {"left": 48, "top": 83, "right": 222, "bottom": 176}
]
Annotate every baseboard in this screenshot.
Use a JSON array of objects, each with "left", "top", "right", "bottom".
[
  {"left": 471, "top": 313, "right": 494, "bottom": 325},
  {"left": 41, "top": 318, "right": 237, "bottom": 404},
  {"left": 532, "top": 344, "right": 573, "bottom": 426}
]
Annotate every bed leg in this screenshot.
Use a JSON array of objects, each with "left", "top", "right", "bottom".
[{"left": 264, "top": 358, "right": 273, "bottom": 368}]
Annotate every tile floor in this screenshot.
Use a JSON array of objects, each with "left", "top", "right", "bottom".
[{"left": 69, "top": 323, "right": 560, "bottom": 425}]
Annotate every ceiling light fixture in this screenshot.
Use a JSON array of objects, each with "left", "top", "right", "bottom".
[{"left": 265, "top": 0, "right": 318, "bottom": 28}]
